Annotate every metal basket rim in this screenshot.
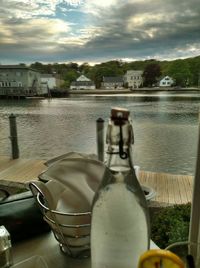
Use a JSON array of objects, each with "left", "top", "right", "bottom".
[{"left": 36, "top": 190, "right": 91, "bottom": 217}]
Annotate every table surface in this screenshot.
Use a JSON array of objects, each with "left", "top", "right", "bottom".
[
  {"left": 12, "top": 232, "right": 91, "bottom": 268},
  {"left": 12, "top": 232, "right": 158, "bottom": 268}
]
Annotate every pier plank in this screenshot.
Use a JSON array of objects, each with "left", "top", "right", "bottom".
[
  {"left": 0, "top": 156, "right": 46, "bottom": 183},
  {"left": 139, "top": 170, "right": 193, "bottom": 206},
  {"left": 0, "top": 156, "right": 194, "bottom": 206}
]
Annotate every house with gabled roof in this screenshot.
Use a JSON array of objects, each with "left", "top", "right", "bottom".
[
  {"left": 101, "top": 76, "right": 124, "bottom": 89},
  {"left": 70, "top": 75, "right": 95, "bottom": 90},
  {"left": 159, "top": 76, "right": 174, "bottom": 87}
]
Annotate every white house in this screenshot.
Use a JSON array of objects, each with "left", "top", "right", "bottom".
[
  {"left": 76, "top": 75, "right": 90, "bottom": 82},
  {"left": 124, "top": 70, "right": 143, "bottom": 89},
  {"left": 70, "top": 75, "right": 95, "bottom": 90},
  {"left": 159, "top": 76, "right": 174, "bottom": 87}
]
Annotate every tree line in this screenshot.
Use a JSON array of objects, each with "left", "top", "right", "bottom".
[{"left": 29, "top": 55, "right": 200, "bottom": 88}]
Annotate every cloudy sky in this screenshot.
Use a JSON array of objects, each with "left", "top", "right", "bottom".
[{"left": 0, "top": 0, "right": 200, "bottom": 65}]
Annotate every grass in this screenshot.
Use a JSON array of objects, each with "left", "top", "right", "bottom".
[{"left": 150, "top": 203, "right": 191, "bottom": 249}]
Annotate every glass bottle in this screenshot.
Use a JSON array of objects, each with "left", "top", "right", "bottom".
[
  {"left": 91, "top": 107, "right": 150, "bottom": 268},
  {"left": 0, "top": 226, "right": 12, "bottom": 268}
]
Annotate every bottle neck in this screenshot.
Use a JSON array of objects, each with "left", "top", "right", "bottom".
[
  {"left": 106, "top": 115, "right": 134, "bottom": 174},
  {"left": 106, "top": 145, "right": 134, "bottom": 173}
]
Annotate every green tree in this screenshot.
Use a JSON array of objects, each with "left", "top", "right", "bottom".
[
  {"left": 30, "top": 62, "right": 44, "bottom": 72},
  {"left": 79, "top": 62, "right": 91, "bottom": 74},
  {"left": 63, "top": 70, "right": 79, "bottom": 88},
  {"left": 68, "top": 62, "right": 79, "bottom": 70},
  {"left": 88, "top": 66, "right": 119, "bottom": 88},
  {"left": 187, "top": 56, "right": 200, "bottom": 86},
  {"left": 143, "top": 63, "right": 161, "bottom": 87},
  {"left": 167, "top": 60, "right": 192, "bottom": 87},
  {"left": 87, "top": 61, "right": 124, "bottom": 88}
]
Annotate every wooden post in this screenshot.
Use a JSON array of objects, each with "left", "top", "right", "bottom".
[
  {"left": 47, "top": 84, "right": 52, "bottom": 98},
  {"left": 96, "top": 118, "right": 104, "bottom": 162},
  {"left": 9, "top": 113, "right": 19, "bottom": 159}
]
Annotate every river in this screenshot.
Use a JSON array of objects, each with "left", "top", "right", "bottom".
[{"left": 0, "top": 92, "right": 200, "bottom": 175}]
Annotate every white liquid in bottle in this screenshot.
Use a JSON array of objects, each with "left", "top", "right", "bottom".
[{"left": 91, "top": 182, "right": 148, "bottom": 268}]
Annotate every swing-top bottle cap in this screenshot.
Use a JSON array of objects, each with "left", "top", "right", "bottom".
[
  {"left": 107, "top": 107, "right": 134, "bottom": 145},
  {"left": 111, "top": 107, "right": 130, "bottom": 121}
]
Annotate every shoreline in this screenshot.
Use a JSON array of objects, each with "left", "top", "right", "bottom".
[
  {"left": 68, "top": 87, "right": 200, "bottom": 95},
  {"left": 0, "top": 87, "right": 200, "bottom": 99}
]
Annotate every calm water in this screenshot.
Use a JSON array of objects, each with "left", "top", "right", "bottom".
[{"left": 0, "top": 93, "right": 200, "bottom": 175}]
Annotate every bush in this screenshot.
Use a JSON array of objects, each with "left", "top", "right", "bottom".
[{"left": 151, "top": 203, "right": 191, "bottom": 249}]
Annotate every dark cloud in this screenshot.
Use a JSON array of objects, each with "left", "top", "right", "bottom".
[
  {"left": 83, "top": 0, "right": 200, "bottom": 60},
  {"left": 0, "top": 0, "right": 199, "bottom": 63}
]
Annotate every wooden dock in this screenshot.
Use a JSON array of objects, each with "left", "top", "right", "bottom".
[
  {"left": 0, "top": 156, "right": 193, "bottom": 206},
  {"left": 0, "top": 156, "right": 46, "bottom": 183},
  {"left": 139, "top": 170, "right": 193, "bottom": 207}
]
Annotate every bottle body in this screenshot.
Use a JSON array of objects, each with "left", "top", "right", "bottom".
[
  {"left": 91, "top": 108, "right": 150, "bottom": 268},
  {"left": 91, "top": 171, "right": 149, "bottom": 268}
]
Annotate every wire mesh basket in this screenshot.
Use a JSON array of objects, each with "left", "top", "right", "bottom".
[
  {"left": 29, "top": 154, "right": 113, "bottom": 259},
  {"left": 29, "top": 182, "right": 91, "bottom": 259}
]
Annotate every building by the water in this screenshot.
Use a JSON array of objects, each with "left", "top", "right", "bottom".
[
  {"left": 159, "top": 76, "right": 174, "bottom": 87},
  {"left": 0, "top": 65, "right": 47, "bottom": 97},
  {"left": 124, "top": 70, "right": 143, "bottom": 89},
  {"left": 41, "top": 74, "right": 65, "bottom": 90},
  {"left": 101, "top": 76, "right": 124, "bottom": 89},
  {"left": 70, "top": 75, "right": 96, "bottom": 90}
]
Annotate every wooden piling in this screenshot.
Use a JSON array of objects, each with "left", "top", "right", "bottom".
[
  {"left": 9, "top": 114, "right": 19, "bottom": 159},
  {"left": 96, "top": 118, "right": 105, "bottom": 162}
]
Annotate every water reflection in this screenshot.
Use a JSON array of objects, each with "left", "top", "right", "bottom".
[{"left": 0, "top": 95, "right": 200, "bottom": 175}]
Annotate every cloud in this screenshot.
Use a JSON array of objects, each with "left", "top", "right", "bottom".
[
  {"left": 82, "top": 0, "right": 200, "bottom": 60},
  {"left": 0, "top": 0, "right": 200, "bottom": 63},
  {"left": 0, "top": 0, "right": 52, "bottom": 19},
  {"left": 81, "top": 0, "right": 118, "bottom": 15},
  {"left": 0, "top": 17, "right": 71, "bottom": 45}
]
